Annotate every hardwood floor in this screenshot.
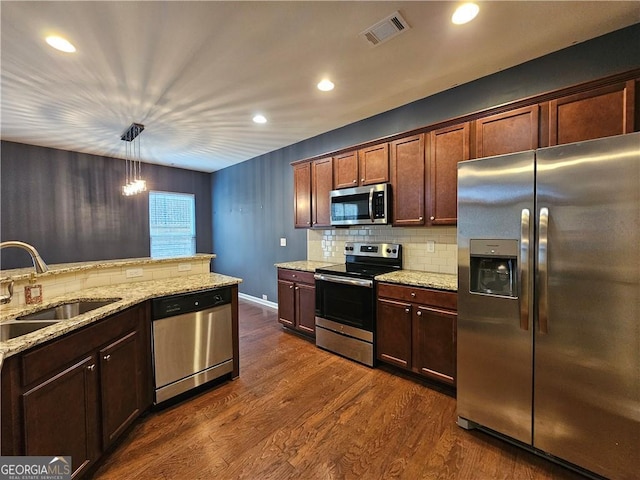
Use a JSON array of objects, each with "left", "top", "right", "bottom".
[{"left": 91, "top": 300, "right": 586, "bottom": 480}]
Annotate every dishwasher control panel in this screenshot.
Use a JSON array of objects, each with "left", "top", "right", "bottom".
[{"left": 152, "top": 287, "right": 232, "bottom": 320}]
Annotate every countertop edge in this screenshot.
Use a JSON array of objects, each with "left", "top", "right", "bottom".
[
  {"left": 0, "top": 254, "right": 217, "bottom": 282},
  {"left": 0, "top": 272, "right": 242, "bottom": 360}
]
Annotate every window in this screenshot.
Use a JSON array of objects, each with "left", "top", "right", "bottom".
[{"left": 149, "top": 191, "right": 196, "bottom": 258}]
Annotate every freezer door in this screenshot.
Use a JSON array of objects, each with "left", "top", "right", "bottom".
[
  {"left": 457, "top": 151, "right": 535, "bottom": 444},
  {"left": 534, "top": 133, "right": 640, "bottom": 479}
]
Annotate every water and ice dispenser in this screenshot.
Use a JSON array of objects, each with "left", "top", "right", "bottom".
[{"left": 469, "top": 239, "right": 518, "bottom": 297}]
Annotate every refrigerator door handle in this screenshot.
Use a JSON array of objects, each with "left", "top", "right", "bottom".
[
  {"left": 519, "top": 208, "right": 530, "bottom": 330},
  {"left": 538, "top": 207, "right": 549, "bottom": 334}
]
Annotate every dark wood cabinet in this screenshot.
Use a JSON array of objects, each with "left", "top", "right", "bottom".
[
  {"left": 476, "top": 105, "right": 539, "bottom": 158},
  {"left": 277, "top": 268, "right": 316, "bottom": 336},
  {"left": 22, "top": 355, "right": 99, "bottom": 478},
  {"left": 1, "top": 304, "right": 151, "bottom": 478},
  {"left": 293, "top": 157, "right": 333, "bottom": 229},
  {"left": 333, "top": 144, "right": 389, "bottom": 189},
  {"left": 333, "top": 150, "right": 359, "bottom": 189},
  {"left": 376, "top": 298, "right": 412, "bottom": 368},
  {"left": 293, "top": 162, "right": 312, "bottom": 228},
  {"left": 546, "top": 80, "right": 635, "bottom": 146},
  {"left": 311, "top": 157, "right": 333, "bottom": 227},
  {"left": 292, "top": 70, "right": 639, "bottom": 230},
  {"left": 412, "top": 305, "right": 457, "bottom": 384},
  {"left": 358, "top": 143, "right": 389, "bottom": 186},
  {"left": 390, "top": 134, "right": 425, "bottom": 226},
  {"left": 427, "top": 123, "right": 470, "bottom": 225},
  {"left": 377, "top": 283, "right": 457, "bottom": 386},
  {"left": 99, "top": 329, "right": 143, "bottom": 448}
]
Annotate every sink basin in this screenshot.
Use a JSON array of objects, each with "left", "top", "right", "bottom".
[
  {"left": 16, "top": 299, "right": 120, "bottom": 321},
  {"left": 1, "top": 321, "right": 59, "bottom": 341}
]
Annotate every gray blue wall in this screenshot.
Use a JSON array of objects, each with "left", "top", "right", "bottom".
[
  {"left": 0, "top": 142, "right": 212, "bottom": 269},
  {"left": 211, "top": 24, "right": 640, "bottom": 302}
]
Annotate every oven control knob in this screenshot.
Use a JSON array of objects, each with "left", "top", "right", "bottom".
[
  {"left": 392, "top": 248, "right": 397, "bottom": 254},
  {"left": 386, "top": 248, "right": 391, "bottom": 253}
]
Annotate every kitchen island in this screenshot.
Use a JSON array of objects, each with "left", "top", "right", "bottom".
[{"left": 0, "top": 258, "right": 242, "bottom": 479}]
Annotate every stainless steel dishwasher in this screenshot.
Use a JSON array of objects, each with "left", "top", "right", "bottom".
[{"left": 151, "top": 287, "right": 233, "bottom": 404}]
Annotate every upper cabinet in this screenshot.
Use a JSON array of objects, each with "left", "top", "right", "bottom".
[
  {"left": 291, "top": 70, "right": 639, "bottom": 229},
  {"left": 544, "top": 80, "right": 636, "bottom": 146},
  {"left": 427, "top": 123, "right": 470, "bottom": 226},
  {"left": 390, "top": 134, "right": 425, "bottom": 226},
  {"left": 293, "top": 162, "right": 312, "bottom": 228},
  {"left": 293, "top": 157, "right": 333, "bottom": 229},
  {"left": 333, "top": 151, "right": 358, "bottom": 189},
  {"left": 333, "top": 143, "right": 389, "bottom": 189},
  {"left": 476, "top": 105, "right": 539, "bottom": 158},
  {"left": 311, "top": 157, "right": 333, "bottom": 228},
  {"left": 358, "top": 143, "right": 389, "bottom": 186}
]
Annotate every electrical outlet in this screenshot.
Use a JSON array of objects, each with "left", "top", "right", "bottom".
[
  {"left": 427, "top": 240, "right": 435, "bottom": 253},
  {"left": 126, "top": 268, "right": 144, "bottom": 278},
  {"left": 178, "top": 263, "right": 192, "bottom": 272},
  {"left": 280, "top": 238, "right": 287, "bottom": 247},
  {"left": 262, "top": 294, "right": 268, "bottom": 300},
  {"left": 25, "top": 285, "right": 43, "bottom": 304}
]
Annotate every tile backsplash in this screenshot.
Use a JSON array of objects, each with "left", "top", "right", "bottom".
[{"left": 307, "top": 225, "right": 457, "bottom": 274}]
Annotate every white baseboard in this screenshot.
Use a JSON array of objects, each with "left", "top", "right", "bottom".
[{"left": 238, "top": 292, "right": 278, "bottom": 310}]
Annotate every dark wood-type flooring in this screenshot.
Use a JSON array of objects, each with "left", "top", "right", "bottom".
[{"left": 91, "top": 300, "right": 586, "bottom": 480}]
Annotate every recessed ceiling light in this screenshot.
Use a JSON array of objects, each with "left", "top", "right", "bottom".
[
  {"left": 45, "top": 35, "right": 76, "bottom": 53},
  {"left": 253, "top": 114, "right": 267, "bottom": 124},
  {"left": 317, "top": 79, "right": 335, "bottom": 92},
  {"left": 452, "top": 3, "right": 479, "bottom": 25}
]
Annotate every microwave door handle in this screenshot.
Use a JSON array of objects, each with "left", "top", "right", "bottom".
[{"left": 369, "top": 188, "right": 374, "bottom": 222}]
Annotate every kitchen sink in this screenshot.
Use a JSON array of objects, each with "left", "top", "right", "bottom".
[
  {"left": 0, "top": 299, "right": 121, "bottom": 341},
  {"left": 16, "top": 299, "right": 120, "bottom": 321},
  {"left": 1, "top": 320, "right": 60, "bottom": 341}
]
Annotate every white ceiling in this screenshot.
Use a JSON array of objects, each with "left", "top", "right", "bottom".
[{"left": 1, "top": 1, "right": 638, "bottom": 173}]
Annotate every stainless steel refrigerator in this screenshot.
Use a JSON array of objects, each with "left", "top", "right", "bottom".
[{"left": 456, "top": 132, "right": 639, "bottom": 480}]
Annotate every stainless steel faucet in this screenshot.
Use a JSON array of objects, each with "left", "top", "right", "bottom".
[{"left": 0, "top": 241, "right": 49, "bottom": 273}]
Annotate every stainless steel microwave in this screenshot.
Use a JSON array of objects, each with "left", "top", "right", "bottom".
[{"left": 330, "top": 183, "right": 390, "bottom": 226}]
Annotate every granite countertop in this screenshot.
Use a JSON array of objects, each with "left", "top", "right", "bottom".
[
  {"left": 0, "top": 254, "right": 216, "bottom": 282},
  {"left": 0, "top": 272, "right": 241, "bottom": 361},
  {"left": 275, "top": 260, "right": 338, "bottom": 272},
  {"left": 375, "top": 270, "right": 458, "bottom": 292}
]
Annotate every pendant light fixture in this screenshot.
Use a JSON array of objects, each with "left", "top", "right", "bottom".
[{"left": 121, "top": 123, "right": 146, "bottom": 196}]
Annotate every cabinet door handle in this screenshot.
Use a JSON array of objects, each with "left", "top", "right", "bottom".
[
  {"left": 352, "top": 179, "right": 357, "bottom": 183},
  {"left": 419, "top": 216, "right": 423, "bottom": 221},
  {"left": 103, "top": 354, "right": 111, "bottom": 362},
  {"left": 361, "top": 178, "right": 365, "bottom": 182},
  {"left": 430, "top": 216, "right": 435, "bottom": 221},
  {"left": 417, "top": 311, "right": 422, "bottom": 316},
  {"left": 404, "top": 308, "right": 410, "bottom": 314},
  {"left": 411, "top": 292, "right": 416, "bottom": 297},
  {"left": 87, "top": 364, "right": 96, "bottom": 372},
  {"left": 295, "top": 287, "right": 299, "bottom": 290},
  {"left": 289, "top": 285, "right": 294, "bottom": 289}
]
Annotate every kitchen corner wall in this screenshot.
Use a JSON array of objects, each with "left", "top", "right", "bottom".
[{"left": 308, "top": 227, "right": 457, "bottom": 274}]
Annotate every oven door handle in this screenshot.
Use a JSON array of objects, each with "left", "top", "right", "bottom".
[{"left": 314, "top": 273, "right": 373, "bottom": 288}]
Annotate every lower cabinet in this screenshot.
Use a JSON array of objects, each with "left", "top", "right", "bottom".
[
  {"left": 1, "top": 303, "right": 152, "bottom": 478},
  {"left": 377, "top": 283, "right": 457, "bottom": 386},
  {"left": 277, "top": 268, "right": 316, "bottom": 336}
]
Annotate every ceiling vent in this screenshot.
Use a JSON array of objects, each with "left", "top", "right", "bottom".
[{"left": 360, "top": 11, "right": 410, "bottom": 47}]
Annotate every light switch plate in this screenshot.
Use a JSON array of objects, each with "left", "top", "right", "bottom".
[
  {"left": 280, "top": 238, "right": 287, "bottom": 247},
  {"left": 427, "top": 240, "right": 435, "bottom": 253}
]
